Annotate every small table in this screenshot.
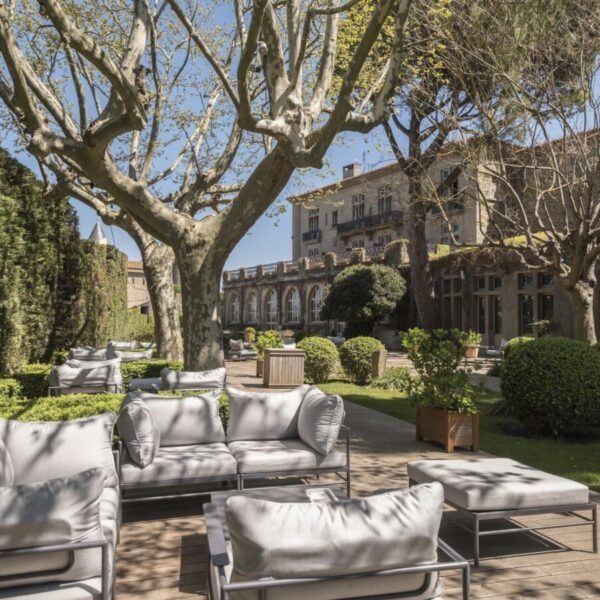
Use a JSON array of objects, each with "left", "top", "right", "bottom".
[{"left": 408, "top": 457, "right": 598, "bottom": 567}]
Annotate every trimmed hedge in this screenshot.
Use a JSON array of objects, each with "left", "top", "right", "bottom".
[
  {"left": 339, "top": 336, "right": 385, "bottom": 385},
  {"left": 297, "top": 337, "right": 338, "bottom": 384},
  {"left": 13, "top": 363, "right": 52, "bottom": 398},
  {"left": 502, "top": 336, "right": 600, "bottom": 436},
  {"left": 120, "top": 359, "right": 183, "bottom": 388},
  {"left": 0, "top": 378, "right": 22, "bottom": 400},
  {"left": 504, "top": 336, "right": 534, "bottom": 358}
]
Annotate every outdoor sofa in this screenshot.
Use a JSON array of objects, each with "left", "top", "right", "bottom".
[
  {"left": 408, "top": 457, "right": 597, "bottom": 566},
  {"left": 205, "top": 482, "right": 470, "bottom": 600},
  {"left": 69, "top": 344, "right": 153, "bottom": 363},
  {"left": 228, "top": 339, "right": 258, "bottom": 361},
  {"left": 116, "top": 384, "right": 350, "bottom": 502},
  {"left": 49, "top": 358, "right": 123, "bottom": 395},
  {"left": 0, "top": 413, "right": 119, "bottom": 599},
  {"left": 128, "top": 366, "right": 226, "bottom": 392}
]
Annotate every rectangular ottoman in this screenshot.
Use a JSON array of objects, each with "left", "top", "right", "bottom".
[{"left": 407, "top": 458, "right": 597, "bottom": 566}]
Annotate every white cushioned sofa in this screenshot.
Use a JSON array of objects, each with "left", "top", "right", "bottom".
[
  {"left": 117, "top": 385, "right": 350, "bottom": 501},
  {"left": 128, "top": 366, "right": 226, "bottom": 393},
  {"left": 205, "top": 483, "right": 470, "bottom": 600},
  {"left": 49, "top": 358, "right": 123, "bottom": 395},
  {"left": 0, "top": 413, "right": 119, "bottom": 600}
]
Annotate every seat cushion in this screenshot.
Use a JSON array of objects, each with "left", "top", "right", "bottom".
[
  {"left": 120, "top": 443, "right": 237, "bottom": 487},
  {"left": 0, "top": 468, "right": 106, "bottom": 589},
  {"left": 0, "top": 440, "right": 13, "bottom": 485},
  {"left": 225, "top": 483, "right": 443, "bottom": 580},
  {"left": 226, "top": 386, "right": 310, "bottom": 442},
  {"left": 0, "top": 413, "right": 118, "bottom": 487},
  {"left": 161, "top": 367, "right": 226, "bottom": 391},
  {"left": 228, "top": 439, "right": 347, "bottom": 474},
  {"left": 407, "top": 458, "right": 590, "bottom": 511},
  {"left": 125, "top": 391, "right": 225, "bottom": 445},
  {"left": 68, "top": 347, "right": 109, "bottom": 361},
  {"left": 117, "top": 399, "right": 161, "bottom": 467},
  {"left": 0, "top": 577, "right": 104, "bottom": 600},
  {"left": 298, "top": 387, "right": 344, "bottom": 455},
  {"left": 129, "top": 376, "right": 161, "bottom": 391}
]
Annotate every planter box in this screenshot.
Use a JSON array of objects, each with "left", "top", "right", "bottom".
[
  {"left": 263, "top": 349, "right": 305, "bottom": 388},
  {"left": 416, "top": 406, "right": 479, "bottom": 453}
]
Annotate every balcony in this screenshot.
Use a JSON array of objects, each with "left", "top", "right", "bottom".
[
  {"left": 336, "top": 210, "right": 402, "bottom": 236},
  {"left": 302, "top": 229, "right": 321, "bottom": 243}
]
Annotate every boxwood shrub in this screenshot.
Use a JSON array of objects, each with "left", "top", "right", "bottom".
[
  {"left": 13, "top": 363, "right": 53, "bottom": 398},
  {"left": 0, "top": 378, "right": 22, "bottom": 400},
  {"left": 504, "top": 336, "right": 534, "bottom": 358},
  {"left": 120, "top": 359, "right": 183, "bottom": 388},
  {"left": 501, "top": 336, "right": 600, "bottom": 436},
  {"left": 297, "top": 337, "right": 338, "bottom": 384},
  {"left": 339, "top": 336, "right": 384, "bottom": 385}
]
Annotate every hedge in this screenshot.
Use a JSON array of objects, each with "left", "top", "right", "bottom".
[
  {"left": 297, "top": 337, "right": 338, "bottom": 384},
  {"left": 501, "top": 336, "right": 600, "bottom": 436},
  {"left": 120, "top": 359, "right": 183, "bottom": 388}
]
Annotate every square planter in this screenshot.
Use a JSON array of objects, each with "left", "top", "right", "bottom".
[
  {"left": 416, "top": 406, "right": 479, "bottom": 453},
  {"left": 263, "top": 348, "right": 305, "bottom": 388}
]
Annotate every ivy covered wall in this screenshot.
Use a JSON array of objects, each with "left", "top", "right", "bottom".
[{"left": 0, "top": 149, "right": 128, "bottom": 374}]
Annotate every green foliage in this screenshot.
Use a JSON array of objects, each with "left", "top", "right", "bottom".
[
  {"left": 122, "top": 312, "right": 155, "bottom": 343},
  {"left": 321, "top": 264, "right": 406, "bottom": 338},
  {"left": 401, "top": 328, "right": 476, "bottom": 414},
  {"left": 13, "top": 363, "right": 53, "bottom": 398},
  {"left": 244, "top": 327, "right": 256, "bottom": 344},
  {"left": 369, "top": 367, "right": 412, "bottom": 391},
  {"left": 464, "top": 330, "right": 482, "bottom": 346},
  {"left": 52, "top": 351, "right": 69, "bottom": 365},
  {"left": 502, "top": 337, "right": 600, "bottom": 436},
  {"left": 338, "top": 336, "right": 385, "bottom": 385},
  {"left": 0, "top": 378, "right": 22, "bottom": 400},
  {"left": 487, "top": 362, "right": 503, "bottom": 378},
  {"left": 121, "top": 359, "right": 183, "bottom": 388},
  {"left": 252, "top": 330, "right": 283, "bottom": 359},
  {"left": 504, "top": 336, "right": 534, "bottom": 358},
  {"left": 297, "top": 337, "right": 338, "bottom": 384}
]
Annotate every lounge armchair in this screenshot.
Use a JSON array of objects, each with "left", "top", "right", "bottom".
[
  {"left": 0, "top": 413, "right": 119, "bottom": 599},
  {"left": 205, "top": 482, "right": 470, "bottom": 600},
  {"left": 117, "top": 384, "right": 350, "bottom": 502},
  {"left": 113, "top": 348, "right": 153, "bottom": 362},
  {"left": 49, "top": 358, "right": 123, "bottom": 395},
  {"left": 484, "top": 338, "right": 507, "bottom": 359},
  {"left": 229, "top": 340, "right": 258, "bottom": 361},
  {"left": 69, "top": 346, "right": 113, "bottom": 361},
  {"left": 128, "top": 366, "right": 226, "bottom": 392}
]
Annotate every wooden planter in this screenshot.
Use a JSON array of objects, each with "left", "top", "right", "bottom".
[
  {"left": 263, "top": 348, "right": 305, "bottom": 388},
  {"left": 464, "top": 345, "right": 479, "bottom": 359},
  {"left": 256, "top": 358, "right": 264, "bottom": 378},
  {"left": 416, "top": 406, "right": 479, "bottom": 453}
]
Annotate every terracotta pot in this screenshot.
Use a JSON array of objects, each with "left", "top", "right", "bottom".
[
  {"left": 464, "top": 345, "right": 479, "bottom": 359},
  {"left": 416, "top": 406, "right": 479, "bottom": 453},
  {"left": 256, "top": 358, "right": 264, "bottom": 378}
]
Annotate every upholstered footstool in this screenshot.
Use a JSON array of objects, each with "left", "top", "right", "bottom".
[{"left": 407, "top": 457, "right": 598, "bottom": 566}]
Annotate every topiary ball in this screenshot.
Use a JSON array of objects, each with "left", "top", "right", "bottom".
[
  {"left": 297, "top": 336, "right": 338, "bottom": 384},
  {"left": 339, "top": 336, "right": 385, "bottom": 385}
]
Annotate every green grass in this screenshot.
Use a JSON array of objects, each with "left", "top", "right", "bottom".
[{"left": 320, "top": 381, "right": 600, "bottom": 492}]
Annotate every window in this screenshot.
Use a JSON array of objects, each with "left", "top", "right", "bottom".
[
  {"left": 266, "top": 290, "right": 278, "bottom": 327},
  {"left": 385, "top": 235, "right": 392, "bottom": 243},
  {"left": 377, "top": 236, "right": 384, "bottom": 245},
  {"left": 518, "top": 273, "right": 535, "bottom": 289},
  {"left": 538, "top": 294, "right": 554, "bottom": 321},
  {"left": 442, "top": 296, "right": 452, "bottom": 328},
  {"left": 247, "top": 292, "right": 258, "bottom": 323},
  {"left": 352, "top": 194, "right": 365, "bottom": 221},
  {"left": 332, "top": 210, "right": 338, "bottom": 227},
  {"left": 453, "top": 278, "right": 462, "bottom": 293},
  {"left": 352, "top": 239, "right": 365, "bottom": 248},
  {"left": 442, "top": 279, "right": 452, "bottom": 294},
  {"left": 489, "top": 275, "right": 502, "bottom": 290},
  {"left": 491, "top": 296, "right": 502, "bottom": 334},
  {"left": 308, "top": 207, "right": 319, "bottom": 232},
  {"left": 477, "top": 296, "right": 486, "bottom": 333},
  {"left": 519, "top": 295, "right": 534, "bottom": 335},
  {"left": 308, "top": 287, "right": 322, "bottom": 322},
  {"left": 286, "top": 288, "right": 300, "bottom": 323},
  {"left": 308, "top": 248, "right": 320, "bottom": 258},
  {"left": 378, "top": 185, "right": 392, "bottom": 215},
  {"left": 475, "top": 276, "right": 486, "bottom": 291},
  {"left": 538, "top": 272, "right": 554, "bottom": 288},
  {"left": 229, "top": 293, "right": 240, "bottom": 323},
  {"left": 452, "top": 296, "right": 463, "bottom": 330}
]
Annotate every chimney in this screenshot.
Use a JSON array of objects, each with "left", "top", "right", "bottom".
[{"left": 342, "top": 161, "right": 361, "bottom": 179}]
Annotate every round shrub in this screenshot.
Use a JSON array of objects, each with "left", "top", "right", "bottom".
[
  {"left": 297, "top": 337, "right": 338, "bottom": 384},
  {"left": 501, "top": 336, "right": 600, "bottom": 436},
  {"left": 503, "top": 336, "right": 534, "bottom": 358},
  {"left": 339, "top": 336, "right": 384, "bottom": 385}
]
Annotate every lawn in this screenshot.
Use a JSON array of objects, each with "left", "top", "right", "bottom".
[{"left": 319, "top": 381, "right": 600, "bottom": 492}]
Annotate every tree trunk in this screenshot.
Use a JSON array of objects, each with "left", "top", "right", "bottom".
[
  {"left": 140, "top": 243, "right": 183, "bottom": 360},
  {"left": 177, "top": 247, "right": 225, "bottom": 370},
  {"left": 407, "top": 178, "right": 436, "bottom": 330},
  {"left": 566, "top": 280, "right": 597, "bottom": 344}
]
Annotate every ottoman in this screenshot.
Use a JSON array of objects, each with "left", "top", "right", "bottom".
[{"left": 407, "top": 458, "right": 597, "bottom": 566}]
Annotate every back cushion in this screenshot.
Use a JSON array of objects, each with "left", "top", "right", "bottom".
[
  {"left": 0, "top": 467, "right": 105, "bottom": 588},
  {"left": 117, "top": 400, "right": 161, "bottom": 466},
  {"left": 0, "top": 413, "right": 118, "bottom": 487},
  {"left": 226, "top": 483, "right": 444, "bottom": 579},
  {"left": 126, "top": 391, "right": 225, "bottom": 445},
  {"left": 298, "top": 387, "right": 344, "bottom": 455},
  {"left": 161, "top": 367, "right": 226, "bottom": 391},
  {"left": 226, "top": 385, "right": 310, "bottom": 442},
  {"left": 69, "top": 347, "right": 108, "bottom": 361},
  {"left": 0, "top": 439, "right": 14, "bottom": 485}
]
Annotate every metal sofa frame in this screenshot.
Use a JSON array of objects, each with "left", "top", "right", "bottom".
[
  {"left": 118, "top": 424, "right": 352, "bottom": 503},
  {"left": 204, "top": 502, "right": 470, "bottom": 600}
]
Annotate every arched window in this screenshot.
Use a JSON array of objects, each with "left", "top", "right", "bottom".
[
  {"left": 247, "top": 292, "right": 258, "bottom": 323},
  {"left": 308, "top": 286, "right": 322, "bottom": 323},
  {"left": 286, "top": 288, "right": 300, "bottom": 323},
  {"left": 266, "top": 290, "right": 278, "bottom": 327},
  {"left": 229, "top": 293, "right": 240, "bottom": 323}
]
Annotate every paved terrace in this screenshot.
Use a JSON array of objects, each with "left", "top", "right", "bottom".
[{"left": 117, "top": 360, "right": 600, "bottom": 599}]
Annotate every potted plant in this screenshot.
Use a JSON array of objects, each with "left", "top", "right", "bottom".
[
  {"left": 253, "top": 330, "right": 283, "bottom": 377},
  {"left": 244, "top": 326, "right": 256, "bottom": 344},
  {"left": 402, "top": 328, "right": 479, "bottom": 452},
  {"left": 463, "top": 330, "right": 482, "bottom": 359}
]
